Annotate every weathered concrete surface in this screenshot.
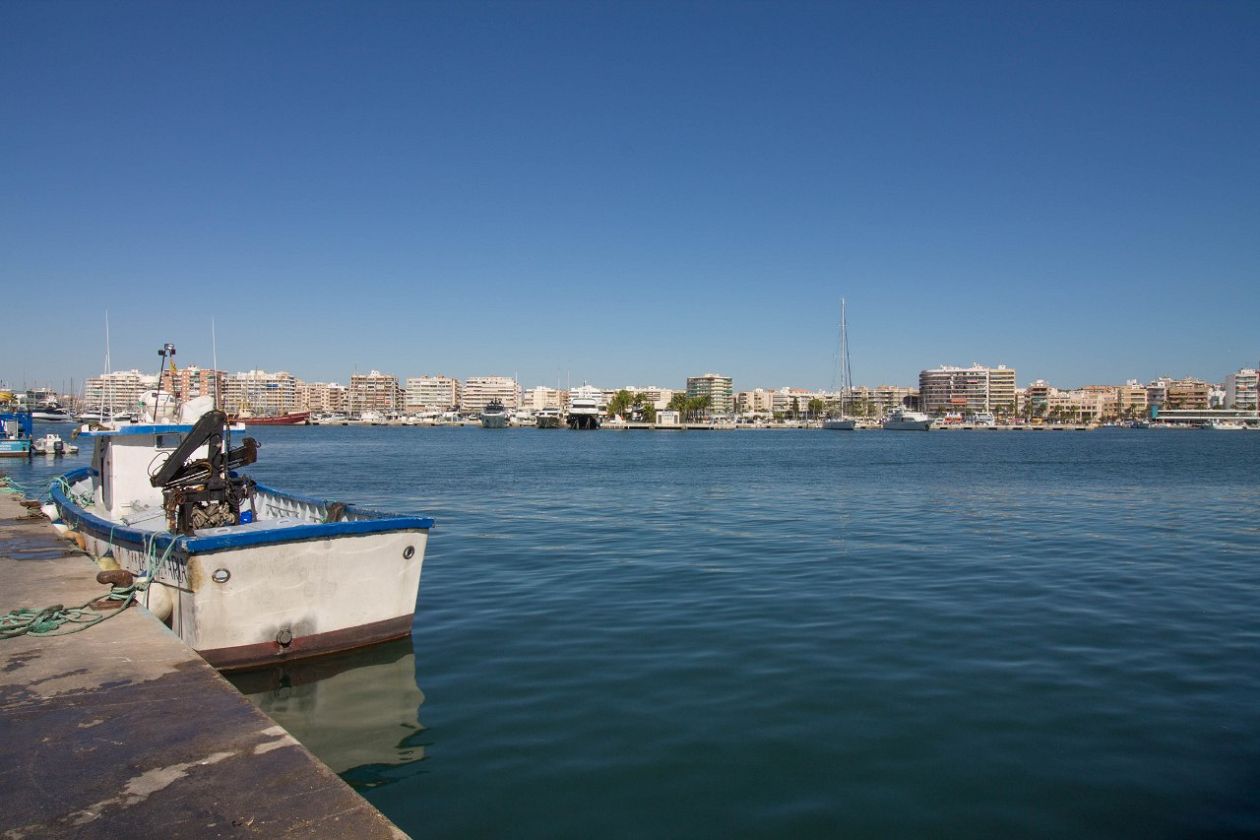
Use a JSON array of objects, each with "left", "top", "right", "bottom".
[{"left": 0, "top": 492, "right": 408, "bottom": 839}]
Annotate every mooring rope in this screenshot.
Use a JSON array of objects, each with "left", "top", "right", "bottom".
[{"left": 0, "top": 585, "right": 139, "bottom": 640}]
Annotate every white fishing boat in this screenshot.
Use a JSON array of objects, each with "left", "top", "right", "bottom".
[
  {"left": 882, "top": 409, "right": 934, "bottom": 431},
  {"left": 48, "top": 382, "right": 433, "bottom": 671}
]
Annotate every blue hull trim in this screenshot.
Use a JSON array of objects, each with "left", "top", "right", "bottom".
[{"left": 51, "top": 467, "right": 434, "bottom": 557}]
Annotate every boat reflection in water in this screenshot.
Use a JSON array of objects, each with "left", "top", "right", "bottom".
[{"left": 228, "top": 637, "right": 427, "bottom": 789}]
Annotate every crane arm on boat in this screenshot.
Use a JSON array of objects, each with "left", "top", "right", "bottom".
[{"left": 149, "top": 410, "right": 260, "bottom": 535}]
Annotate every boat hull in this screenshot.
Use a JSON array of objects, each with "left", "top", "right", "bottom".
[
  {"left": 567, "top": 413, "right": 601, "bottom": 430},
  {"left": 882, "top": 420, "right": 933, "bottom": 431},
  {"left": 230, "top": 412, "right": 310, "bottom": 426},
  {"left": 0, "top": 440, "right": 30, "bottom": 457},
  {"left": 535, "top": 416, "right": 562, "bottom": 429},
  {"left": 481, "top": 414, "right": 508, "bottom": 428},
  {"left": 822, "top": 419, "right": 856, "bottom": 430},
  {"left": 51, "top": 472, "right": 431, "bottom": 671}
]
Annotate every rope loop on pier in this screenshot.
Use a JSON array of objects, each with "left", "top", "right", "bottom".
[{"left": 0, "top": 585, "right": 139, "bottom": 640}]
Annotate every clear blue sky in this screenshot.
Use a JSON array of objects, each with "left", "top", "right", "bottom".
[{"left": 3, "top": 0, "right": 1257, "bottom": 393}]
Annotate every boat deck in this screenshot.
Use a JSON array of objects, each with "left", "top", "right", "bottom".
[{"left": 0, "top": 491, "right": 408, "bottom": 839}]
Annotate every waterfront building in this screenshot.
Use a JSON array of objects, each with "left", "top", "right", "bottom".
[
  {"left": 1116, "top": 381, "right": 1149, "bottom": 418},
  {"left": 160, "top": 365, "right": 225, "bottom": 406},
  {"left": 222, "top": 370, "right": 301, "bottom": 416},
  {"left": 1164, "top": 378, "right": 1210, "bottom": 411},
  {"left": 1025, "top": 380, "right": 1052, "bottom": 413},
  {"left": 869, "top": 385, "right": 918, "bottom": 415},
  {"left": 1146, "top": 378, "right": 1169, "bottom": 413},
  {"left": 83, "top": 370, "right": 156, "bottom": 416},
  {"left": 405, "top": 376, "right": 461, "bottom": 413},
  {"left": 301, "top": 382, "right": 347, "bottom": 413},
  {"left": 920, "top": 365, "right": 1016, "bottom": 415},
  {"left": 521, "top": 386, "right": 564, "bottom": 412},
  {"left": 462, "top": 376, "right": 520, "bottom": 415},
  {"left": 348, "top": 370, "right": 403, "bottom": 414},
  {"left": 612, "top": 386, "right": 676, "bottom": 412},
  {"left": 1225, "top": 368, "right": 1258, "bottom": 411},
  {"left": 737, "top": 389, "right": 776, "bottom": 416},
  {"left": 770, "top": 387, "right": 826, "bottom": 417},
  {"left": 686, "top": 373, "right": 734, "bottom": 415}
]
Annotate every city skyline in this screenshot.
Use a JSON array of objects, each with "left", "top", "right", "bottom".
[{"left": 3, "top": 2, "right": 1258, "bottom": 389}]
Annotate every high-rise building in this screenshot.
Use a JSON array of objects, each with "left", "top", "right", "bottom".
[
  {"left": 160, "top": 365, "right": 225, "bottom": 405},
  {"left": 349, "top": 370, "right": 403, "bottom": 414},
  {"left": 222, "top": 370, "right": 301, "bottom": 415},
  {"left": 1164, "top": 378, "right": 1210, "bottom": 411},
  {"left": 686, "top": 373, "right": 734, "bottom": 415},
  {"left": 83, "top": 370, "right": 156, "bottom": 416},
  {"left": 406, "top": 376, "right": 461, "bottom": 413},
  {"left": 301, "top": 382, "right": 347, "bottom": 413},
  {"left": 1225, "top": 368, "right": 1258, "bottom": 411},
  {"left": 919, "top": 365, "right": 1016, "bottom": 414},
  {"left": 462, "top": 376, "right": 519, "bottom": 415}
]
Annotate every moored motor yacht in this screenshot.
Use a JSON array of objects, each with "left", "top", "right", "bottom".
[{"left": 882, "top": 409, "right": 934, "bottom": 431}]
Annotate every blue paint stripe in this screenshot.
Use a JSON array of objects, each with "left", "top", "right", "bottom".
[{"left": 51, "top": 468, "right": 433, "bottom": 557}]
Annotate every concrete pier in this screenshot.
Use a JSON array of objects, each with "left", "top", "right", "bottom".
[{"left": 0, "top": 490, "right": 407, "bottom": 839}]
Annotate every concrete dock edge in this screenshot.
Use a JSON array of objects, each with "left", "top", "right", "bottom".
[{"left": 0, "top": 489, "right": 409, "bottom": 839}]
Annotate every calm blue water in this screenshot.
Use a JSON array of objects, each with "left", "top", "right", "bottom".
[{"left": 8, "top": 426, "right": 1260, "bottom": 837}]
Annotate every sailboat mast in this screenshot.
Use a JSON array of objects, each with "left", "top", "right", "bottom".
[{"left": 837, "top": 298, "right": 853, "bottom": 414}]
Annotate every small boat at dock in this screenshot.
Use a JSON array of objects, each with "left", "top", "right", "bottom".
[{"left": 32, "top": 433, "right": 78, "bottom": 456}]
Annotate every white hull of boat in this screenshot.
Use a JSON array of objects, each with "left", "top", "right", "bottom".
[{"left": 52, "top": 471, "right": 431, "bottom": 671}]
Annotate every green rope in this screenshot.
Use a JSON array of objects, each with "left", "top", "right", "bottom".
[
  {"left": 49, "top": 476, "right": 93, "bottom": 508},
  {"left": 0, "top": 586, "right": 138, "bottom": 640}
]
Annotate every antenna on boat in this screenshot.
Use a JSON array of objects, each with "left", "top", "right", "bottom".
[
  {"left": 154, "top": 343, "right": 176, "bottom": 423},
  {"left": 212, "top": 320, "right": 219, "bottom": 412}
]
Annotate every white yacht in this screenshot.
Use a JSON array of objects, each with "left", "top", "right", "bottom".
[
  {"left": 883, "top": 409, "right": 934, "bottom": 431},
  {"left": 566, "top": 386, "right": 602, "bottom": 430},
  {"left": 480, "top": 400, "right": 508, "bottom": 428},
  {"left": 535, "top": 407, "right": 563, "bottom": 429}
]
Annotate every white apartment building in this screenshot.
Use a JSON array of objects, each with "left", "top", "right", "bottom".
[
  {"left": 462, "top": 376, "right": 520, "bottom": 415},
  {"left": 686, "top": 373, "right": 734, "bottom": 415},
  {"left": 771, "top": 387, "right": 826, "bottom": 415},
  {"left": 406, "top": 376, "right": 461, "bottom": 413},
  {"left": 920, "top": 364, "right": 1016, "bottom": 415},
  {"left": 737, "top": 389, "right": 776, "bottom": 415},
  {"left": 222, "top": 370, "right": 301, "bottom": 415},
  {"left": 521, "top": 386, "right": 564, "bottom": 412},
  {"left": 1225, "top": 368, "right": 1258, "bottom": 411},
  {"left": 83, "top": 369, "right": 156, "bottom": 415}
]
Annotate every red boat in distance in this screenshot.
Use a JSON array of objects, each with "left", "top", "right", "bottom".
[{"left": 228, "top": 411, "right": 311, "bottom": 426}]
